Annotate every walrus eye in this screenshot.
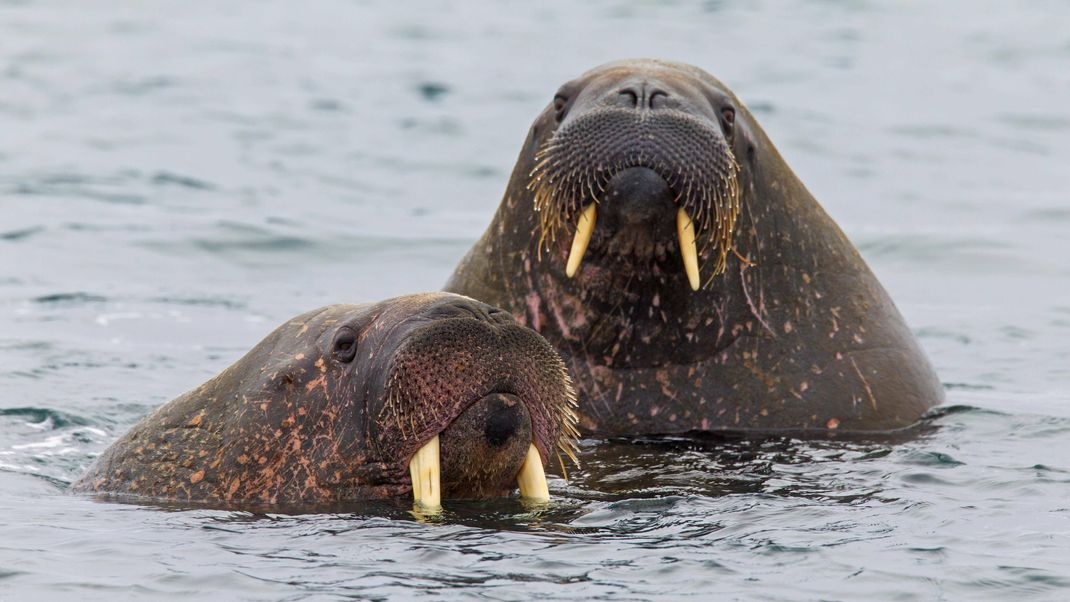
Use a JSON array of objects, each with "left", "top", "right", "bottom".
[
  {"left": 553, "top": 94, "right": 568, "bottom": 122},
  {"left": 721, "top": 106, "right": 736, "bottom": 129},
  {"left": 332, "top": 327, "right": 358, "bottom": 363}
]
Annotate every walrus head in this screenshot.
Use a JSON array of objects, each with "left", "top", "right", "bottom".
[
  {"left": 355, "top": 294, "right": 579, "bottom": 506},
  {"left": 527, "top": 59, "right": 751, "bottom": 291},
  {"left": 73, "top": 293, "right": 578, "bottom": 508}
]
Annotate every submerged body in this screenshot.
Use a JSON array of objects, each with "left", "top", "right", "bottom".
[
  {"left": 447, "top": 59, "right": 942, "bottom": 436},
  {"left": 73, "top": 293, "right": 577, "bottom": 507}
]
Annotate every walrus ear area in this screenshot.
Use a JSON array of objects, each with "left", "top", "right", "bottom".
[
  {"left": 331, "top": 326, "right": 358, "bottom": 363},
  {"left": 733, "top": 111, "right": 757, "bottom": 164}
]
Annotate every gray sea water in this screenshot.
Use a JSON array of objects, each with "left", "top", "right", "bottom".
[{"left": 2, "top": 1, "right": 1069, "bottom": 600}]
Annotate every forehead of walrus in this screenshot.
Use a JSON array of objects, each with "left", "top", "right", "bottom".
[
  {"left": 232, "top": 293, "right": 486, "bottom": 376},
  {"left": 275, "top": 293, "right": 470, "bottom": 341},
  {"left": 569, "top": 59, "right": 734, "bottom": 97}
]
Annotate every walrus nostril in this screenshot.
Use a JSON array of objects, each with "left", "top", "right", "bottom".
[
  {"left": 649, "top": 89, "right": 669, "bottom": 109},
  {"left": 484, "top": 400, "right": 521, "bottom": 447},
  {"left": 615, "top": 86, "right": 669, "bottom": 110},
  {"left": 432, "top": 298, "right": 502, "bottom": 323}
]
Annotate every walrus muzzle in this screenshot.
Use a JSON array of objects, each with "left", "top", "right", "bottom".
[
  {"left": 376, "top": 310, "right": 579, "bottom": 508},
  {"left": 528, "top": 106, "right": 741, "bottom": 289}
]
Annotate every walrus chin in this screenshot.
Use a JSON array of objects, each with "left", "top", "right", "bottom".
[
  {"left": 399, "top": 396, "right": 560, "bottom": 508},
  {"left": 528, "top": 105, "right": 742, "bottom": 291},
  {"left": 405, "top": 394, "right": 551, "bottom": 509},
  {"left": 391, "top": 383, "right": 576, "bottom": 509}
]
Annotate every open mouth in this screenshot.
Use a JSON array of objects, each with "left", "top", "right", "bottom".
[{"left": 528, "top": 108, "right": 741, "bottom": 291}]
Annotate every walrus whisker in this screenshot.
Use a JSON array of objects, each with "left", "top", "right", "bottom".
[
  {"left": 732, "top": 246, "right": 755, "bottom": 267},
  {"left": 528, "top": 105, "right": 744, "bottom": 288}
]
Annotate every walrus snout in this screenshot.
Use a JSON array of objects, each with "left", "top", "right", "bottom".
[
  {"left": 437, "top": 393, "right": 533, "bottom": 499},
  {"left": 601, "top": 166, "right": 676, "bottom": 255},
  {"left": 529, "top": 67, "right": 742, "bottom": 291},
  {"left": 605, "top": 167, "right": 675, "bottom": 225},
  {"left": 383, "top": 306, "right": 578, "bottom": 508}
]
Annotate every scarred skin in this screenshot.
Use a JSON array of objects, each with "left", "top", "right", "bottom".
[
  {"left": 72, "top": 293, "right": 577, "bottom": 504},
  {"left": 446, "top": 59, "right": 943, "bottom": 436}
]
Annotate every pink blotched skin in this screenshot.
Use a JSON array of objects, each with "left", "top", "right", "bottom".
[{"left": 73, "top": 293, "right": 576, "bottom": 505}]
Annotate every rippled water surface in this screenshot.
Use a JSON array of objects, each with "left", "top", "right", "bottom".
[{"left": 3, "top": 1, "right": 1070, "bottom": 599}]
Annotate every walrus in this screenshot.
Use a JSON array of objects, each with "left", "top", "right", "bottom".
[
  {"left": 446, "top": 59, "right": 943, "bottom": 436},
  {"left": 73, "top": 293, "right": 579, "bottom": 508}
]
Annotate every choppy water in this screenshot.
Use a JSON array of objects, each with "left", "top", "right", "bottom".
[{"left": 2, "top": 1, "right": 1069, "bottom": 599}]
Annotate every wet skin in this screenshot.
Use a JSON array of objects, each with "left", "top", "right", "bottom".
[
  {"left": 446, "top": 59, "right": 943, "bottom": 436},
  {"left": 73, "top": 293, "right": 578, "bottom": 506}
]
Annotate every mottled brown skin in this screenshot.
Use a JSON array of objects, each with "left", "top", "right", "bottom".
[
  {"left": 73, "top": 293, "right": 576, "bottom": 504},
  {"left": 446, "top": 59, "right": 943, "bottom": 436}
]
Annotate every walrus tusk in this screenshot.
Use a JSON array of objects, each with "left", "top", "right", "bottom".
[
  {"left": 409, "top": 435, "right": 441, "bottom": 509},
  {"left": 676, "top": 207, "right": 701, "bottom": 291},
  {"left": 565, "top": 203, "right": 597, "bottom": 278},
  {"left": 516, "top": 444, "right": 550, "bottom": 501}
]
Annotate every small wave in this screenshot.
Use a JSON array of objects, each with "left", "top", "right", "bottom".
[
  {"left": 8, "top": 178, "right": 146, "bottom": 205},
  {"left": 917, "top": 327, "right": 973, "bottom": 345},
  {"left": 33, "top": 292, "right": 108, "bottom": 305},
  {"left": 94, "top": 311, "right": 143, "bottom": 326},
  {"left": 856, "top": 233, "right": 1016, "bottom": 268},
  {"left": 110, "top": 75, "right": 176, "bottom": 96},
  {"left": 0, "top": 226, "right": 44, "bottom": 241},
  {"left": 922, "top": 404, "right": 1004, "bottom": 419},
  {"left": 148, "top": 296, "right": 247, "bottom": 310},
  {"left": 0, "top": 407, "right": 91, "bottom": 429},
  {"left": 151, "top": 171, "right": 215, "bottom": 190},
  {"left": 943, "top": 382, "right": 994, "bottom": 391},
  {"left": 0, "top": 461, "right": 39, "bottom": 473},
  {"left": 416, "top": 81, "right": 450, "bottom": 102},
  {"left": 309, "top": 98, "right": 347, "bottom": 112},
  {"left": 899, "top": 450, "right": 965, "bottom": 467},
  {"left": 10, "top": 433, "right": 83, "bottom": 453}
]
